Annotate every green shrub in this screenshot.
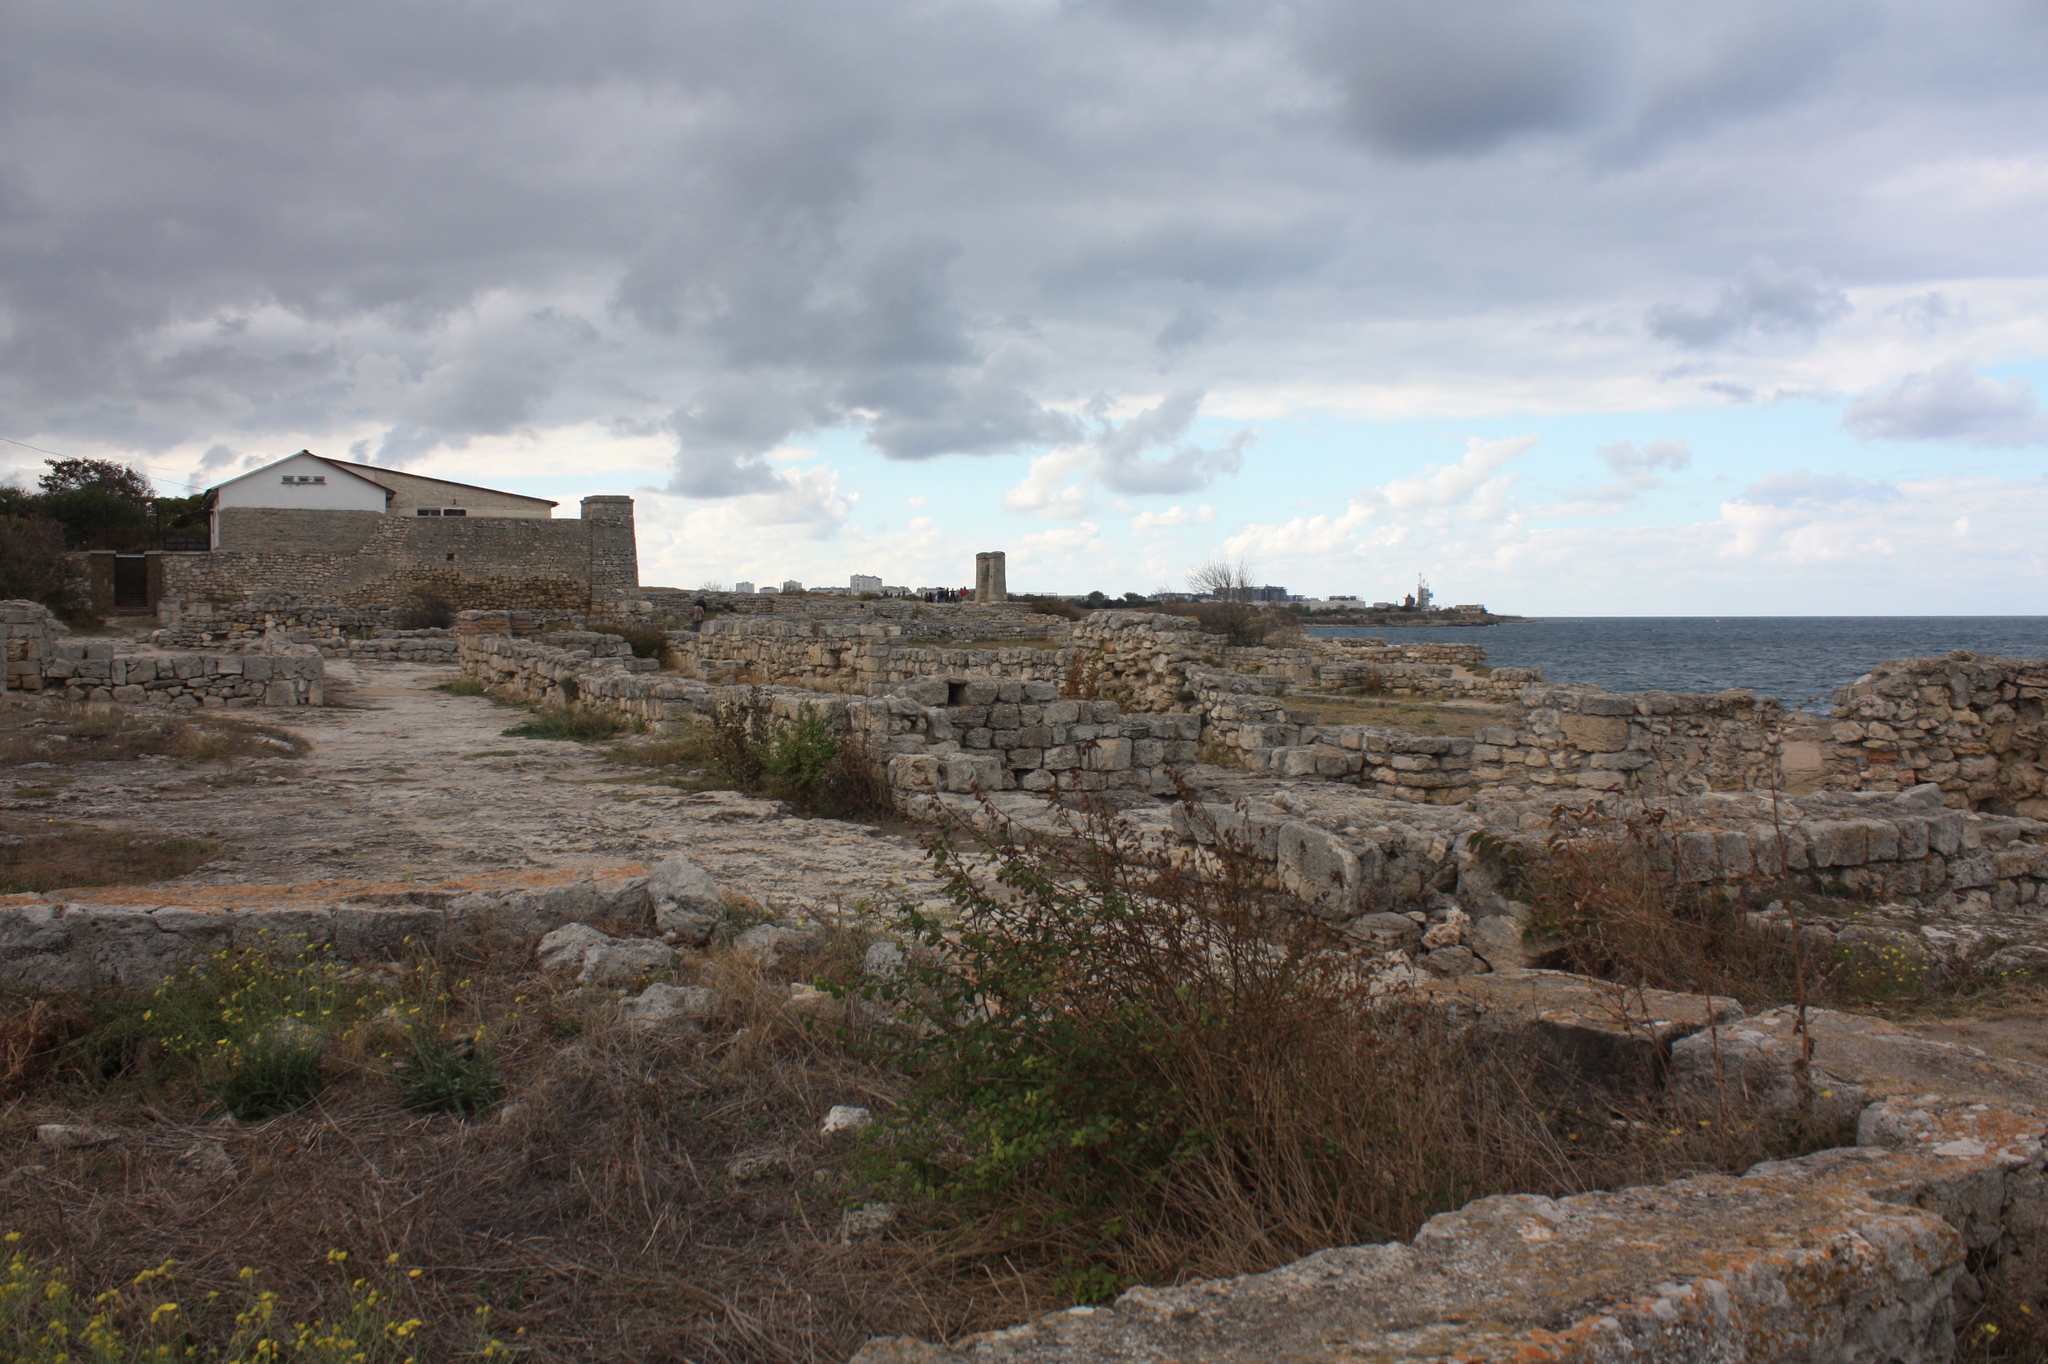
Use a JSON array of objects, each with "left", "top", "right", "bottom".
[
  {"left": 209, "top": 1036, "right": 326, "bottom": 1120},
  {"left": 71, "top": 945, "right": 391, "bottom": 1109},
  {"left": 502, "top": 705, "right": 623, "bottom": 741},
  {"left": 764, "top": 708, "right": 837, "bottom": 797},
  {"left": 434, "top": 677, "right": 486, "bottom": 697},
  {"left": 398, "top": 1031, "right": 501, "bottom": 1117},
  {"left": 706, "top": 692, "right": 891, "bottom": 817}
]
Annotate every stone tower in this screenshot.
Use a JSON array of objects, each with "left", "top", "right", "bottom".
[
  {"left": 974, "top": 550, "right": 1007, "bottom": 603},
  {"left": 581, "top": 496, "right": 640, "bottom": 595}
]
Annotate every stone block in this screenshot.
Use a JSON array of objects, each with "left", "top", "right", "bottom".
[
  {"left": 1091, "top": 737, "right": 1133, "bottom": 771},
  {"left": 1561, "top": 715, "right": 1629, "bottom": 752}
]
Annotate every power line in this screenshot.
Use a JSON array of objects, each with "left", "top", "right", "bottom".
[{"left": 0, "top": 434, "right": 208, "bottom": 492}]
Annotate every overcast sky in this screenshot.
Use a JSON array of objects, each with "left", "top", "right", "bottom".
[{"left": 3, "top": 0, "right": 2045, "bottom": 611}]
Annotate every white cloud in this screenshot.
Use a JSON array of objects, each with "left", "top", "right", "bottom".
[
  {"left": 1532, "top": 436, "right": 1695, "bottom": 515},
  {"left": 1218, "top": 468, "right": 2048, "bottom": 613},
  {"left": 1130, "top": 503, "right": 1215, "bottom": 534},
  {"left": 1841, "top": 360, "right": 2048, "bottom": 447},
  {"left": 1003, "top": 445, "right": 1095, "bottom": 518}
]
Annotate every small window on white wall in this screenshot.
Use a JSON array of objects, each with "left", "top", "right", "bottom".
[{"left": 280, "top": 475, "right": 327, "bottom": 485}]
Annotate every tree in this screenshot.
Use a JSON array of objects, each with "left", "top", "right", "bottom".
[
  {"left": 37, "top": 458, "right": 154, "bottom": 503},
  {"left": 1186, "top": 558, "right": 1254, "bottom": 603},
  {"left": 0, "top": 515, "right": 86, "bottom": 618},
  {"left": 32, "top": 458, "right": 155, "bottom": 548}
]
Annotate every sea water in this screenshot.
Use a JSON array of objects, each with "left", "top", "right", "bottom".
[{"left": 1307, "top": 617, "right": 2048, "bottom": 709}]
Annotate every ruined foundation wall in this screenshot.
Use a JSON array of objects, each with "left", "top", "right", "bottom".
[
  {"left": 1827, "top": 653, "right": 2048, "bottom": 818},
  {"left": 1195, "top": 673, "right": 1788, "bottom": 804}
]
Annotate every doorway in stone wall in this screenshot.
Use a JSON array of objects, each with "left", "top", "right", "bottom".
[{"left": 113, "top": 555, "right": 148, "bottom": 611}]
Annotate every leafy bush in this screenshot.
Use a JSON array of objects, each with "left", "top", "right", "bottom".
[
  {"left": 707, "top": 691, "right": 891, "bottom": 817},
  {"left": 0, "top": 515, "right": 88, "bottom": 621},
  {"left": 0, "top": 1239, "right": 503, "bottom": 1363},
  {"left": 74, "top": 945, "right": 391, "bottom": 1111}
]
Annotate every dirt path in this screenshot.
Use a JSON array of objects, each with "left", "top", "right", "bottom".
[{"left": 12, "top": 661, "right": 943, "bottom": 915}]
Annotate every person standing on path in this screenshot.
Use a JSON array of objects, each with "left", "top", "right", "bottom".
[{"left": 692, "top": 598, "right": 707, "bottom": 631}]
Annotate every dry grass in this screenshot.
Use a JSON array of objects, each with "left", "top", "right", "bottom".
[
  {"left": 0, "top": 799, "right": 1871, "bottom": 1362},
  {"left": 1512, "top": 804, "right": 2032, "bottom": 1015},
  {"left": 919, "top": 637, "right": 1063, "bottom": 651},
  {"left": 2, "top": 947, "right": 1041, "bottom": 1364},
  {"left": 0, "top": 699, "right": 310, "bottom": 767},
  {"left": 1294, "top": 696, "right": 1504, "bottom": 737},
  {"left": 0, "top": 817, "right": 219, "bottom": 893}
]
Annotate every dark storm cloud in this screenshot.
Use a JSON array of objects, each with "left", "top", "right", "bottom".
[
  {"left": 1294, "top": 0, "right": 1614, "bottom": 156},
  {"left": 1, "top": 0, "right": 2044, "bottom": 493}
]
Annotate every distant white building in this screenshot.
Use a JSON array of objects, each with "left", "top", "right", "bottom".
[
  {"left": 733, "top": 581, "right": 755, "bottom": 595},
  {"left": 781, "top": 579, "right": 803, "bottom": 594},
  {"left": 850, "top": 573, "right": 882, "bottom": 594}
]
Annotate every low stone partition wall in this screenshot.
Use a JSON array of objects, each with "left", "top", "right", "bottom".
[
  {"left": 880, "top": 677, "right": 1201, "bottom": 796},
  {"left": 1, "top": 602, "right": 323, "bottom": 707},
  {"left": 1193, "top": 674, "right": 1787, "bottom": 803},
  {"left": 0, "top": 868, "right": 659, "bottom": 992},
  {"left": 61, "top": 646, "right": 325, "bottom": 708},
  {"left": 2, "top": 599, "right": 60, "bottom": 695},
  {"left": 855, "top": 969, "right": 2048, "bottom": 1364},
  {"left": 459, "top": 630, "right": 1197, "bottom": 797},
  {"left": 922, "top": 779, "right": 2046, "bottom": 987},
  {"left": 644, "top": 591, "right": 1070, "bottom": 641},
  {"left": 669, "top": 618, "right": 1067, "bottom": 694},
  {"left": 149, "top": 599, "right": 407, "bottom": 646},
  {"left": 1827, "top": 652, "right": 2048, "bottom": 818}
]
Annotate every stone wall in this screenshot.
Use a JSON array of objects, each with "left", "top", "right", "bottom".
[
  {"left": 1194, "top": 674, "right": 1787, "bottom": 804},
  {"left": 1826, "top": 652, "right": 2048, "bottom": 818},
  {"left": 670, "top": 618, "right": 1068, "bottom": 693},
  {"left": 646, "top": 592, "right": 1071, "bottom": 641},
  {"left": 158, "top": 497, "right": 639, "bottom": 612},
  {"left": 23, "top": 639, "right": 324, "bottom": 707},
  {"left": 458, "top": 628, "right": 1198, "bottom": 797},
  {"left": 2, "top": 599, "right": 60, "bottom": 694}
]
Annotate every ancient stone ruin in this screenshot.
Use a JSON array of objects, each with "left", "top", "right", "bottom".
[{"left": 6, "top": 588, "right": 2047, "bottom": 1361}]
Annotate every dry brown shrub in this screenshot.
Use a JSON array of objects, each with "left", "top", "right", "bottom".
[
  {"left": 0, "top": 999, "right": 86, "bottom": 1095},
  {"left": 1516, "top": 805, "right": 1816, "bottom": 1007},
  {"left": 863, "top": 797, "right": 1826, "bottom": 1297}
]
